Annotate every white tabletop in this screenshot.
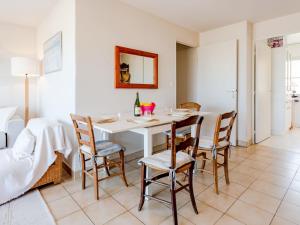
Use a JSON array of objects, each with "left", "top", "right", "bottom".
[{"left": 93, "top": 111, "right": 211, "bottom": 133}]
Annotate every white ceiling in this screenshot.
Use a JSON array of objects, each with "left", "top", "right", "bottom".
[
  {"left": 119, "top": 0, "right": 300, "bottom": 31},
  {"left": 1, "top": 0, "right": 300, "bottom": 31},
  {"left": 0, "top": 0, "right": 58, "bottom": 27}
]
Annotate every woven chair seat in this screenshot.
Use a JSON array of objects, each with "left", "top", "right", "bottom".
[
  {"left": 164, "top": 127, "right": 191, "bottom": 138},
  {"left": 81, "top": 140, "right": 125, "bottom": 157},
  {"left": 139, "top": 150, "right": 193, "bottom": 171}
]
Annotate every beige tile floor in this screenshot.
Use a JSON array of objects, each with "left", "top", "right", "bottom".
[{"left": 40, "top": 143, "right": 300, "bottom": 225}]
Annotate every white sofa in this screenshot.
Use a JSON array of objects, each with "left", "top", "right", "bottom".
[{"left": 0, "top": 116, "right": 24, "bottom": 149}]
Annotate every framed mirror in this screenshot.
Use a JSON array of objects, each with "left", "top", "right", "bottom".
[{"left": 115, "top": 46, "right": 158, "bottom": 89}]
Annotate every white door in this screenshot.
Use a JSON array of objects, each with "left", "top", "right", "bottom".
[
  {"left": 255, "top": 41, "right": 272, "bottom": 143},
  {"left": 197, "top": 40, "right": 238, "bottom": 145}
]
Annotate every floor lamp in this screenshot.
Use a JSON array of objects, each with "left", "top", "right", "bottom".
[{"left": 11, "top": 57, "right": 40, "bottom": 125}]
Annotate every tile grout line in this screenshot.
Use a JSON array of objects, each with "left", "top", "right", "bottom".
[
  {"left": 227, "top": 157, "right": 283, "bottom": 225},
  {"left": 61, "top": 184, "right": 98, "bottom": 225},
  {"left": 185, "top": 151, "right": 250, "bottom": 225},
  {"left": 268, "top": 163, "right": 300, "bottom": 225},
  {"left": 42, "top": 146, "right": 300, "bottom": 225},
  {"left": 213, "top": 154, "right": 253, "bottom": 225},
  {"left": 60, "top": 169, "right": 145, "bottom": 225}
]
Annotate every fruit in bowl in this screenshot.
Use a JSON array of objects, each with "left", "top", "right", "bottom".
[{"left": 141, "top": 102, "right": 156, "bottom": 115}]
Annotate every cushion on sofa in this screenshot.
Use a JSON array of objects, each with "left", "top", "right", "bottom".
[{"left": 12, "top": 128, "right": 35, "bottom": 160}]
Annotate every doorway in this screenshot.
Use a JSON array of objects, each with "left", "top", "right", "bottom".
[
  {"left": 254, "top": 33, "right": 300, "bottom": 144},
  {"left": 176, "top": 43, "right": 197, "bottom": 106}
]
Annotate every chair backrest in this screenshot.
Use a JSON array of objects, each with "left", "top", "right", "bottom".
[
  {"left": 170, "top": 115, "right": 204, "bottom": 169},
  {"left": 213, "top": 111, "right": 237, "bottom": 146},
  {"left": 70, "top": 114, "right": 97, "bottom": 155},
  {"left": 179, "top": 102, "right": 201, "bottom": 112}
]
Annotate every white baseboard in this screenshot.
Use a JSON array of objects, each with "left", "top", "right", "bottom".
[{"left": 238, "top": 139, "right": 252, "bottom": 147}]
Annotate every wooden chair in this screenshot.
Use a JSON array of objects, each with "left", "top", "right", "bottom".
[
  {"left": 179, "top": 102, "right": 201, "bottom": 111},
  {"left": 138, "top": 115, "right": 204, "bottom": 225},
  {"left": 197, "top": 111, "right": 237, "bottom": 194},
  {"left": 165, "top": 102, "right": 201, "bottom": 149},
  {"left": 70, "top": 114, "right": 128, "bottom": 200}
]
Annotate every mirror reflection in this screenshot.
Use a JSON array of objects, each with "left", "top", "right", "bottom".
[{"left": 120, "top": 53, "right": 154, "bottom": 85}]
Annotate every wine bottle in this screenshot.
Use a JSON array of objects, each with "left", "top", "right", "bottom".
[{"left": 134, "top": 92, "right": 141, "bottom": 117}]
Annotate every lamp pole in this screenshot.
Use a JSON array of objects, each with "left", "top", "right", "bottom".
[{"left": 11, "top": 57, "right": 40, "bottom": 125}]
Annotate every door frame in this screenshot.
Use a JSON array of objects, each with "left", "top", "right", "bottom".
[{"left": 253, "top": 42, "right": 257, "bottom": 143}]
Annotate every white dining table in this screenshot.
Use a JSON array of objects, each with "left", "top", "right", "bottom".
[
  {"left": 93, "top": 112, "right": 211, "bottom": 194},
  {"left": 93, "top": 111, "right": 211, "bottom": 195},
  {"left": 93, "top": 111, "right": 210, "bottom": 157}
]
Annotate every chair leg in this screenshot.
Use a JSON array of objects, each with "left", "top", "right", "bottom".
[
  {"left": 103, "top": 156, "right": 110, "bottom": 177},
  {"left": 188, "top": 164, "right": 198, "bottom": 214},
  {"left": 170, "top": 171, "right": 178, "bottom": 225},
  {"left": 119, "top": 150, "right": 128, "bottom": 187},
  {"left": 213, "top": 158, "right": 219, "bottom": 194},
  {"left": 200, "top": 152, "right": 207, "bottom": 173},
  {"left": 138, "top": 164, "right": 146, "bottom": 211},
  {"left": 80, "top": 152, "right": 86, "bottom": 190},
  {"left": 224, "top": 148, "right": 230, "bottom": 185},
  {"left": 166, "top": 135, "right": 170, "bottom": 149},
  {"left": 93, "top": 158, "right": 99, "bottom": 200}
]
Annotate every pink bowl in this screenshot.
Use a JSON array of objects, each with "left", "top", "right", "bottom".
[{"left": 141, "top": 103, "right": 156, "bottom": 115}]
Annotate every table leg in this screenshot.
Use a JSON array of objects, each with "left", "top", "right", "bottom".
[{"left": 144, "top": 129, "right": 153, "bottom": 196}]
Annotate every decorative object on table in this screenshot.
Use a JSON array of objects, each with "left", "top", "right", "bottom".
[
  {"left": 11, "top": 57, "right": 40, "bottom": 125},
  {"left": 115, "top": 46, "right": 158, "bottom": 89},
  {"left": 165, "top": 102, "right": 201, "bottom": 149},
  {"left": 140, "top": 102, "right": 156, "bottom": 115},
  {"left": 70, "top": 114, "right": 128, "bottom": 200},
  {"left": 134, "top": 92, "right": 141, "bottom": 117},
  {"left": 43, "top": 31, "right": 62, "bottom": 74},
  {"left": 197, "top": 111, "right": 237, "bottom": 194},
  {"left": 120, "top": 63, "right": 131, "bottom": 83},
  {"left": 138, "top": 115, "right": 204, "bottom": 225}
]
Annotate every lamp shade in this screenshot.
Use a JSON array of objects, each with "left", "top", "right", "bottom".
[{"left": 11, "top": 57, "right": 40, "bottom": 77}]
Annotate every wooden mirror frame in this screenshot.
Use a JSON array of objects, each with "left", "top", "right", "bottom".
[{"left": 115, "top": 46, "right": 158, "bottom": 89}]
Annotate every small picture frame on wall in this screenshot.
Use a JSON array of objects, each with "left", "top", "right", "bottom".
[{"left": 43, "top": 31, "right": 62, "bottom": 74}]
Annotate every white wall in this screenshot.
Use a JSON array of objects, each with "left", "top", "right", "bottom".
[
  {"left": 198, "top": 21, "right": 253, "bottom": 146},
  {"left": 254, "top": 12, "right": 300, "bottom": 41},
  {"left": 75, "top": 0, "right": 198, "bottom": 155},
  {"left": 0, "top": 22, "right": 37, "bottom": 118},
  {"left": 36, "top": 0, "right": 76, "bottom": 168}
]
